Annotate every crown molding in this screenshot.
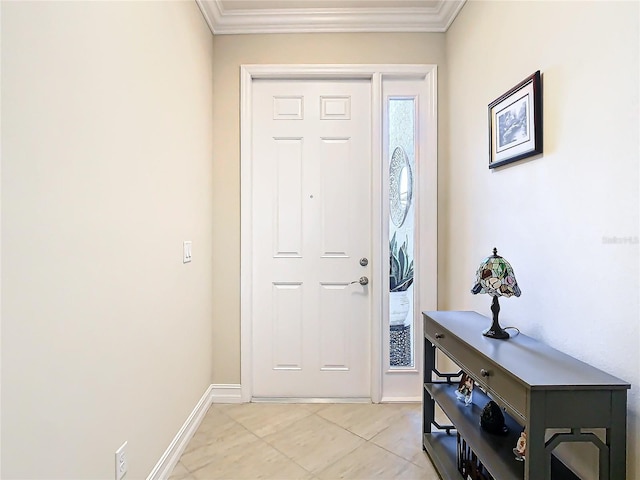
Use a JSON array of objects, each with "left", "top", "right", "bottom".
[{"left": 196, "top": 0, "right": 465, "bottom": 35}]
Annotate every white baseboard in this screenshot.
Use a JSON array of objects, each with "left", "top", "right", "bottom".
[
  {"left": 380, "top": 396, "right": 422, "bottom": 403},
  {"left": 147, "top": 384, "right": 214, "bottom": 480},
  {"left": 251, "top": 397, "right": 371, "bottom": 403},
  {"left": 211, "top": 383, "right": 243, "bottom": 403}
]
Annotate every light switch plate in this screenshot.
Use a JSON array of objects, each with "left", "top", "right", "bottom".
[{"left": 183, "top": 241, "right": 192, "bottom": 263}]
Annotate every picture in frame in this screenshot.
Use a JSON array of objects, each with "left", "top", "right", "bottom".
[
  {"left": 455, "top": 372, "right": 474, "bottom": 406},
  {"left": 488, "top": 71, "right": 542, "bottom": 168}
]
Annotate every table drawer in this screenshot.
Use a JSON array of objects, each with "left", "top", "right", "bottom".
[
  {"left": 484, "top": 366, "right": 528, "bottom": 421},
  {"left": 425, "top": 315, "right": 527, "bottom": 419}
]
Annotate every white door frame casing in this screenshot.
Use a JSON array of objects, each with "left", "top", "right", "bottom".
[{"left": 240, "top": 64, "right": 437, "bottom": 403}]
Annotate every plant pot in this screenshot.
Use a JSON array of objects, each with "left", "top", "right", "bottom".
[{"left": 389, "top": 290, "right": 410, "bottom": 326}]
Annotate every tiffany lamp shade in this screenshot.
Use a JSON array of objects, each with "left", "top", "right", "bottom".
[{"left": 471, "top": 248, "right": 521, "bottom": 339}]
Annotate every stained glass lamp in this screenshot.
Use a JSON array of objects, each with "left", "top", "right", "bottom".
[{"left": 471, "top": 248, "right": 521, "bottom": 339}]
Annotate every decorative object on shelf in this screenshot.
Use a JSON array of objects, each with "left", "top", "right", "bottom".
[
  {"left": 389, "top": 146, "right": 413, "bottom": 227},
  {"left": 389, "top": 232, "right": 413, "bottom": 326},
  {"left": 471, "top": 247, "right": 521, "bottom": 339},
  {"left": 455, "top": 372, "right": 475, "bottom": 406},
  {"left": 488, "top": 71, "right": 542, "bottom": 168},
  {"left": 457, "top": 434, "right": 494, "bottom": 480},
  {"left": 479, "top": 400, "right": 508, "bottom": 435},
  {"left": 513, "top": 429, "right": 527, "bottom": 461}
]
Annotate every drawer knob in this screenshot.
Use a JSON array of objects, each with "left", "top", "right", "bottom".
[
  {"left": 434, "top": 333, "right": 444, "bottom": 339},
  {"left": 480, "top": 368, "right": 490, "bottom": 377}
]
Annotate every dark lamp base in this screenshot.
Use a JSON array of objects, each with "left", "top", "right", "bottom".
[
  {"left": 484, "top": 295, "right": 510, "bottom": 340},
  {"left": 482, "top": 326, "right": 510, "bottom": 340}
]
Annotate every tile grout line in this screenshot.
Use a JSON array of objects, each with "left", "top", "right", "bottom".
[
  {"left": 186, "top": 409, "right": 270, "bottom": 479},
  {"left": 299, "top": 408, "right": 415, "bottom": 478},
  {"left": 366, "top": 408, "right": 432, "bottom": 468},
  {"left": 171, "top": 403, "right": 432, "bottom": 480},
  {"left": 258, "top": 410, "right": 364, "bottom": 478},
  {"left": 312, "top": 406, "right": 434, "bottom": 474},
  {"left": 209, "top": 405, "right": 329, "bottom": 478},
  {"left": 240, "top": 409, "right": 318, "bottom": 477},
  {"left": 179, "top": 405, "right": 265, "bottom": 477}
]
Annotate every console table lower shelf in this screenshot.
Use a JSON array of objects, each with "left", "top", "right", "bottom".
[{"left": 422, "top": 383, "right": 577, "bottom": 480}]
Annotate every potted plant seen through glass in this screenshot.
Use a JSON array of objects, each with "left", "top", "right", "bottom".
[{"left": 389, "top": 232, "right": 414, "bottom": 326}]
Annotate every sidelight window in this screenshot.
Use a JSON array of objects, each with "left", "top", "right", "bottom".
[{"left": 388, "top": 98, "right": 416, "bottom": 369}]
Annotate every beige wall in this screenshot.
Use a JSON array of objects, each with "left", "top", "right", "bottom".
[
  {"left": 2, "top": 1, "right": 638, "bottom": 477},
  {"left": 211, "top": 32, "right": 447, "bottom": 384},
  {"left": 1, "top": 1, "right": 215, "bottom": 478},
  {"left": 445, "top": 1, "right": 639, "bottom": 478}
]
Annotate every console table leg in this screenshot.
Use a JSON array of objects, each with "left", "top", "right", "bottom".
[
  {"left": 526, "top": 391, "right": 549, "bottom": 480},
  {"left": 608, "top": 390, "right": 627, "bottom": 480},
  {"left": 423, "top": 338, "right": 436, "bottom": 436}
]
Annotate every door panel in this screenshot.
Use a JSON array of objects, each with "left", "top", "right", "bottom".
[
  {"left": 274, "top": 138, "right": 303, "bottom": 257},
  {"left": 319, "top": 283, "right": 350, "bottom": 370},
  {"left": 320, "top": 138, "right": 351, "bottom": 256},
  {"left": 252, "top": 78, "right": 371, "bottom": 398},
  {"left": 272, "top": 282, "right": 303, "bottom": 370}
]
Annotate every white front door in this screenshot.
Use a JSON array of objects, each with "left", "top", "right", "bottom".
[{"left": 251, "top": 78, "right": 372, "bottom": 398}]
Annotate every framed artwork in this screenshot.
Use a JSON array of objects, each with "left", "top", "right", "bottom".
[
  {"left": 488, "top": 71, "right": 542, "bottom": 169},
  {"left": 455, "top": 372, "right": 474, "bottom": 406}
]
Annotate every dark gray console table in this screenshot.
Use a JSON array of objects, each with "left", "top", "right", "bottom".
[{"left": 422, "top": 311, "right": 630, "bottom": 480}]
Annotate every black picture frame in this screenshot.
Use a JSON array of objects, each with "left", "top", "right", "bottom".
[{"left": 488, "top": 71, "right": 542, "bottom": 169}]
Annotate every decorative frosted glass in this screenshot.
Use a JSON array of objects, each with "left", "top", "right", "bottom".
[{"left": 388, "top": 98, "right": 415, "bottom": 369}]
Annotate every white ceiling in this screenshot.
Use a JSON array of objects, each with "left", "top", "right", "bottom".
[{"left": 196, "top": 0, "right": 466, "bottom": 35}]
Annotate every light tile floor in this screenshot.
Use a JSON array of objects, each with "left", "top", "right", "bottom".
[{"left": 169, "top": 402, "right": 440, "bottom": 480}]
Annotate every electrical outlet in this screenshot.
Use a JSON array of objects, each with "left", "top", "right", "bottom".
[{"left": 115, "top": 441, "right": 128, "bottom": 480}]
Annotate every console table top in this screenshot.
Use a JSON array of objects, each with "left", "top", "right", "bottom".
[{"left": 423, "top": 310, "right": 630, "bottom": 390}]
